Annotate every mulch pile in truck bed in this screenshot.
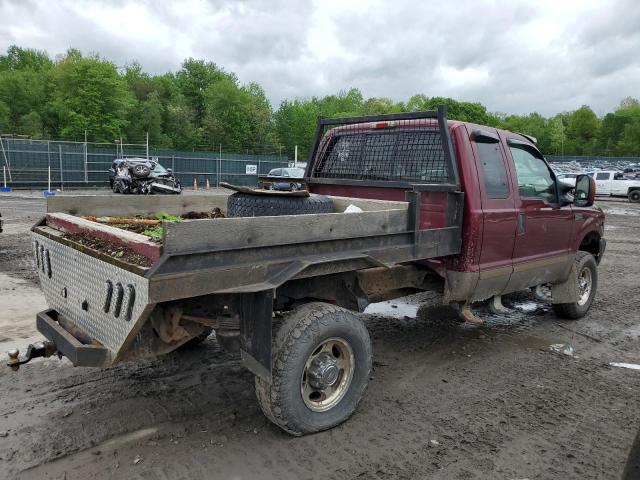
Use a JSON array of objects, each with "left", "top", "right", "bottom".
[
  {"left": 59, "top": 209, "right": 226, "bottom": 267},
  {"left": 62, "top": 232, "right": 154, "bottom": 268}
]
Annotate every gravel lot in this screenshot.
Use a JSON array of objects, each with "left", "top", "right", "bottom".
[{"left": 0, "top": 193, "right": 639, "bottom": 480}]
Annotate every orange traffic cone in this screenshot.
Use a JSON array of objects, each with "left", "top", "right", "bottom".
[
  {"left": 193, "top": 178, "right": 198, "bottom": 190},
  {"left": 206, "top": 178, "right": 211, "bottom": 191}
]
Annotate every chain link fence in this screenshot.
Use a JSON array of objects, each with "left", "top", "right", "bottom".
[{"left": 0, "top": 137, "right": 290, "bottom": 189}]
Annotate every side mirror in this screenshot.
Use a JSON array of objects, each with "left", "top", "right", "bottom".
[{"left": 574, "top": 174, "right": 596, "bottom": 207}]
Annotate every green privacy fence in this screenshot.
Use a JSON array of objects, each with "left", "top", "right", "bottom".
[{"left": 0, "top": 137, "right": 289, "bottom": 189}]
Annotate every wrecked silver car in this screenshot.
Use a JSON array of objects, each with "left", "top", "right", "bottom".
[{"left": 108, "top": 158, "right": 182, "bottom": 195}]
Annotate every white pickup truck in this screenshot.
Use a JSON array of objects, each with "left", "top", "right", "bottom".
[{"left": 592, "top": 170, "right": 640, "bottom": 202}]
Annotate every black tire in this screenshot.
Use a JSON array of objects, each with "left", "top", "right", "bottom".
[
  {"left": 255, "top": 302, "right": 372, "bottom": 436},
  {"left": 131, "top": 164, "right": 151, "bottom": 178},
  {"left": 179, "top": 327, "right": 213, "bottom": 349},
  {"left": 227, "top": 192, "right": 335, "bottom": 217},
  {"left": 112, "top": 179, "right": 125, "bottom": 194},
  {"left": 629, "top": 190, "right": 640, "bottom": 203},
  {"left": 553, "top": 251, "right": 598, "bottom": 319}
]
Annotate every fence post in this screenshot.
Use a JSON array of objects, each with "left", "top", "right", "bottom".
[
  {"left": 84, "top": 130, "right": 88, "bottom": 183},
  {"left": 1, "top": 138, "right": 12, "bottom": 182},
  {"left": 59, "top": 144, "right": 64, "bottom": 191},
  {"left": 217, "top": 144, "right": 221, "bottom": 187}
]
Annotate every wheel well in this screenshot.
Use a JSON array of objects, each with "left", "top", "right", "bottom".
[{"left": 579, "top": 231, "right": 600, "bottom": 260}]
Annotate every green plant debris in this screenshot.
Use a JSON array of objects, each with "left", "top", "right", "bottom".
[{"left": 142, "top": 212, "right": 183, "bottom": 243}]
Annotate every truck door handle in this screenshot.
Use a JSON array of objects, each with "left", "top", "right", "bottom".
[{"left": 517, "top": 213, "right": 526, "bottom": 234}]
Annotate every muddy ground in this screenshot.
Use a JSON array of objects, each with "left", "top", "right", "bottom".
[{"left": 0, "top": 193, "right": 639, "bottom": 480}]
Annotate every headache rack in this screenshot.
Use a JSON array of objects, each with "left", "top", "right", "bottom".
[{"left": 305, "top": 105, "right": 460, "bottom": 191}]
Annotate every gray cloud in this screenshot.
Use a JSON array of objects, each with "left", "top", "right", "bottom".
[{"left": 0, "top": 0, "right": 637, "bottom": 115}]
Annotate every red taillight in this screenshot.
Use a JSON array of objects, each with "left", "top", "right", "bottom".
[{"left": 370, "top": 121, "right": 396, "bottom": 129}]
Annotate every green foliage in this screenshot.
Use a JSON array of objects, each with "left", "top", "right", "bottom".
[
  {"left": 143, "top": 213, "right": 183, "bottom": 242},
  {"left": 50, "top": 50, "right": 133, "bottom": 141},
  {"left": 0, "top": 45, "right": 639, "bottom": 158},
  {"left": 154, "top": 212, "right": 183, "bottom": 222}
]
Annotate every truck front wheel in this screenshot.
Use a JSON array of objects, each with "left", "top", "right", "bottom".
[
  {"left": 628, "top": 190, "right": 640, "bottom": 203},
  {"left": 553, "top": 252, "right": 598, "bottom": 319},
  {"left": 255, "top": 302, "right": 372, "bottom": 436}
]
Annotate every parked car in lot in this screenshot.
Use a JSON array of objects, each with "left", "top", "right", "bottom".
[
  {"left": 556, "top": 172, "right": 581, "bottom": 187},
  {"left": 592, "top": 170, "right": 640, "bottom": 202},
  {"left": 108, "top": 158, "right": 181, "bottom": 194},
  {"left": 259, "top": 167, "right": 305, "bottom": 191},
  {"left": 17, "top": 107, "right": 606, "bottom": 436}
]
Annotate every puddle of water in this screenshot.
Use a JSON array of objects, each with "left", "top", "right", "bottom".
[
  {"left": 623, "top": 324, "right": 640, "bottom": 338},
  {"left": 600, "top": 206, "right": 640, "bottom": 217},
  {"left": 610, "top": 363, "right": 640, "bottom": 371},
  {"left": 364, "top": 300, "right": 419, "bottom": 319},
  {"left": 513, "top": 301, "right": 540, "bottom": 313}
]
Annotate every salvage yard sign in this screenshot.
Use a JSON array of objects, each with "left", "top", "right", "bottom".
[{"left": 246, "top": 165, "right": 258, "bottom": 175}]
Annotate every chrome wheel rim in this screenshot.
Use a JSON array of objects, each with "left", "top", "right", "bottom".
[
  {"left": 301, "top": 337, "right": 354, "bottom": 412},
  {"left": 577, "top": 267, "right": 592, "bottom": 306}
]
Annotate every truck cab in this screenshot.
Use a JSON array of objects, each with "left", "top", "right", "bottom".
[{"left": 307, "top": 115, "right": 605, "bottom": 307}]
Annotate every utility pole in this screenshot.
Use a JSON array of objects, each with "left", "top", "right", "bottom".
[
  {"left": 294, "top": 145, "right": 298, "bottom": 168},
  {"left": 146, "top": 131, "right": 149, "bottom": 159}
]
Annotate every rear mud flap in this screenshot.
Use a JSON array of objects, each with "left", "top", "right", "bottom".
[{"left": 239, "top": 291, "right": 273, "bottom": 382}]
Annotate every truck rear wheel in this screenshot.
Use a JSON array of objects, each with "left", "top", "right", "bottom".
[
  {"left": 255, "top": 302, "right": 372, "bottom": 436},
  {"left": 553, "top": 252, "right": 598, "bottom": 319},
  {"left": 629, "top": 190, "right": 640, "bottom": 203}
]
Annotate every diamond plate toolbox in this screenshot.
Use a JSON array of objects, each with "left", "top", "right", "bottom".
[{"left": 31, "top": 233, "right": 151, "bottom": 362}]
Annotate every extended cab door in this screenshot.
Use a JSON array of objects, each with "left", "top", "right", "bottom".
[
  {"left": 594, "top": 172, "right": 612, "bottom": 195},
  {"left": 503, "top": 136, "right": 574, "bottom": 292},
  {"left": 468, "top": 127, "right": 517, "bottom": 298}
]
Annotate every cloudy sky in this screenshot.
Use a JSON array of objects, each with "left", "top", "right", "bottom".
[{"left": 0, "top": 0, "right": 638, "bottom": 115}]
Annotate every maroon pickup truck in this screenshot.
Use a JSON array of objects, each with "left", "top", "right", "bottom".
[{"left": 16, "top": 107, "right": 604, "bottom": 436}]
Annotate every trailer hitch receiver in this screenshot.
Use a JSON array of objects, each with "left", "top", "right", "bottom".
[{"left": 7, "top": 341, "right": 57, "bottom": 370}]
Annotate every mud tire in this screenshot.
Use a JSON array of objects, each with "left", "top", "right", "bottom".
[
  {"left": 227, "top": 192, "right": 334, "bottom": 217},
  {"left": 628, "top": 190, "right": 640, "bottom": 203},
  {"left": 553, "top": 252, "right": 598, "bottom": 319},
  {"left": 255, "top": 302, "right": 372, "bottom": 436}
]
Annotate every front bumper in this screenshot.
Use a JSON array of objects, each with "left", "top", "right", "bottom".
[
  {"left": 150, "top": 181, "right": 182, "bottom": 194},
  {"left": 36, "top": 309, "right": 109, "bottom": 367}
]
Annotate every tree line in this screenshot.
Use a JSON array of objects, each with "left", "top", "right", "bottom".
[{"left": 1, "top": 45, "right": 639, "bottom": 160}]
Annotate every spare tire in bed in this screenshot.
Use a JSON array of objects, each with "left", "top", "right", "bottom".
[{"left": 227, "top": 192, "right": 335, "bottom": 217}]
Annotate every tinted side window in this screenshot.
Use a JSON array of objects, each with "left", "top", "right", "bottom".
[
  {"left": 476, "top": 142, "right": 509, "bottom": 199},
  {"left": 510, "top": 147, "right": 556, "bottom": 203},
  {"left": 595, "top": 172, "right": 610, "bottom": 180}
]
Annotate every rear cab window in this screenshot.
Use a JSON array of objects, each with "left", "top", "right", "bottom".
[
  {"left": 595, "top": 172, "right": 610, "bottom": 180},
  {"left": 315, "top": 129, "right": 449, "bottom": 183},
  {"left": 471, "top": 130, "right": 510, "bottom": 199}
]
